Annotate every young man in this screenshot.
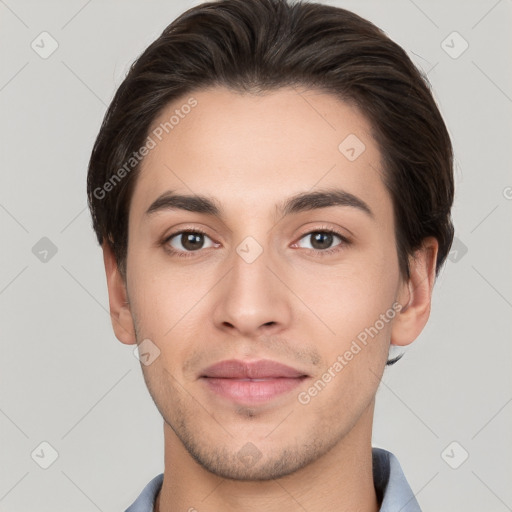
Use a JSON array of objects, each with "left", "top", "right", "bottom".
[{"left": 87, "top": 0, "right": 454, "bottom": 510}]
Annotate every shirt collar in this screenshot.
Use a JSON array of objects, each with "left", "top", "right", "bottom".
[{"left": 373, "top": 447, "right": 422, "bottom": 511}]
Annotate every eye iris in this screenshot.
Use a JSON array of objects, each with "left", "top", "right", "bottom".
[
  {"left": 182, "top": 233, "right": 204, "bottom": 251},
  {"left": 311, "top": 232, "right": 333, "bottom": 250}
]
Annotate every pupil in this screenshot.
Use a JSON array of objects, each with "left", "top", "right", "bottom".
[
  {"left": 183, "top": 233, "right": 203, "bottom": 250},
  {"left": 312, "top": 232, "right": 332, "bottom": 249}
]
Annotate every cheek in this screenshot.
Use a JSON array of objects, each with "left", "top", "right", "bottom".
[
  {"left": 294, "top": 252, "right": 399, "bottom": 339},
  {"left": 291, "top": 250, "right": 399, "bottom": 397},
  {"left": 126, "top": 253, "right": 217, "bottom": 354},
  {"left": 302, "top": 301, "right": 394, "bottom": 419}
]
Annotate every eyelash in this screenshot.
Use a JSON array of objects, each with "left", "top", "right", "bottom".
[{"left": 161, "top": 227, "right": 351, "bottom": 259}]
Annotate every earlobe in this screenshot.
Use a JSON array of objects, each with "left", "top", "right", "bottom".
[
  {"left": 102, "top": 241, "right": 137, "bottom": 345},
  {"left": 390, "top": 237, "right": 438, "bottom": 347}
]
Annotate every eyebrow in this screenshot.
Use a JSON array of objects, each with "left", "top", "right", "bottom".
[{"left": 145, "top": 188, "right": 374, "bottom": 220}]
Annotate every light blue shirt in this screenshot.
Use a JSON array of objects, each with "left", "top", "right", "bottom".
[{"left": 125, "top": 447, "right": 421, "bottom": 511}]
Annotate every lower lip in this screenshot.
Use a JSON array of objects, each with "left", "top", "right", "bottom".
[{"left": 201, "top": 377, "right": 307, "bottom": 403}]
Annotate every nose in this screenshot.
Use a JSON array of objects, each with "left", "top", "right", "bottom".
[{"left": 212, "top": 242, "right": 292, "bottom": 338}]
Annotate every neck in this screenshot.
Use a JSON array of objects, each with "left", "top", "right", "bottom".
[{"left": 155, "top": 403, "right": 379, "bottom": 512}]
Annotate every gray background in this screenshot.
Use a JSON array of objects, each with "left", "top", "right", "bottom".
[{"left": 1, "top": 0, "right": 511, "bottom": 510}]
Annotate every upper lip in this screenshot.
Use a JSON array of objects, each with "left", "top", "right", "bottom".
[{"left": 200, "top": 359, "right": 308, "bottom": 379}]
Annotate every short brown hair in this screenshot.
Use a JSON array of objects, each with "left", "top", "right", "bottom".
[{"left": 87, "top": 0, "right": 454, "bottom": 281}]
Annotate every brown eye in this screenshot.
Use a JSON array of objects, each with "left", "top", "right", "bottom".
[
  {"left": 297, "top": 230, "right": 344, "bottom": 251},
  {"left": 166, "top": 230, "right": 216, "bottom": 254}
]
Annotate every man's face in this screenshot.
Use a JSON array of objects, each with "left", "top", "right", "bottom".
[{"left": 123, "top": 86, "right": 408, "bottom": 480}]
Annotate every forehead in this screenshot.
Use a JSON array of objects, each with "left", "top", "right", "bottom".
[{"left": 130, "top": 86, "right": 391, "bottom": 224}]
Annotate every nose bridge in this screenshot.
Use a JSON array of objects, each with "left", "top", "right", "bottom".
[
  {"left": 229, "top": 234, "right": 276, "bottom": 308},
  {"left": 232, "top": 235, "right": 272, "bottom": 291},
  {"left": 213, "top": 233, "right": 290, "bottom": 335}
]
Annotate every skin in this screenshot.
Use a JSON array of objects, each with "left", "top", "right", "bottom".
[{"left": 103, "top": 86, "right": 438, "bottom": 512}]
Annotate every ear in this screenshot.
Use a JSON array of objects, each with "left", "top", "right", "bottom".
[
  {"left": 102, "top": 241, "right": 136, "bottom": 345},
  {"left": 391, "top": 237, "right": 438, "bottom": 347}
]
